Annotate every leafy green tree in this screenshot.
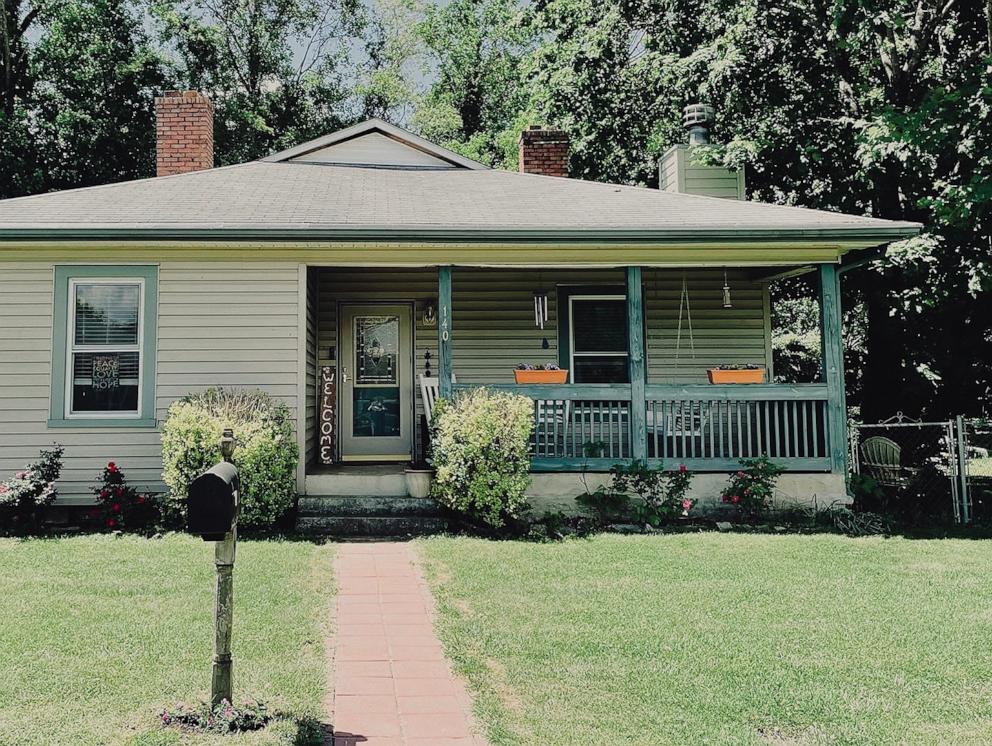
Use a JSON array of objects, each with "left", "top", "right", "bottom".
[
  {"left": 354, "top": 0, "right": 423, "bottom": 122},
  {"left": 152, "top": 0, "right": 364, "bottom": 163},
  {"left": 32, "top": 0, "right": 169, "bottom": 191},
  {"left": 413, "top": 0, "right": 532, "bottom": 166},
  {"left": 519, "top": 0, "right": 992, "bottom": 419},
  {"left": 0, "top": 0, "right": 166, "bottom": 197}
]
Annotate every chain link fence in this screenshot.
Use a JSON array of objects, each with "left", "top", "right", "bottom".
[
  {"left": 963, "top": 417, "right": 992, "bottom": 523},
  {"left": 850, "top": 414, "right": 973, "bottom": 525}
]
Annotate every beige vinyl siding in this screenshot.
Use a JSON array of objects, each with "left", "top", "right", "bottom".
[
  {"left": 313, "top": 267, "right": 771, "bottom": 458},
  {"left": 0, "top": 260, "right": 302, "bottom": 502},
  {"left": 304, "top": 266, "right": 319, "bottom": 467}
]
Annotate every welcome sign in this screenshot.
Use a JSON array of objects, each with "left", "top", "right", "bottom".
[{"left": 318, "top": 365, "right": 336, "bottom": 465}]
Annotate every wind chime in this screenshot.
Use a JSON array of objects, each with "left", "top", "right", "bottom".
[{"left": 534, "top": 272, "right": 550, "bottom": 348}]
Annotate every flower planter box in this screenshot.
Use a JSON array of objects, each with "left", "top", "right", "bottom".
[
  {"left": 514, "top": 369, "right": 569, "bottom": 384},
  {"left": 707, "top": 368, "right": 766, "bottom": 384}
]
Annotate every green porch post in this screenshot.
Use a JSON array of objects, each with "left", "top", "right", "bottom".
[
  {"left": 819, "top": 263, "right": 847, "bottom": 473},
  {"left": 438, "top": 266, "right": 453, "bottom": 398},
  {"left": 627, "top": 266, "right": 648, "bottom": 461}
]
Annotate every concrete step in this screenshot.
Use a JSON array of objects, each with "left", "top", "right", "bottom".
[
  {"left": 305, "top": 472, "right": 407, "bottom": 497},
  {"left": 298, "top": 495, "right": 441, "bottom": 517},
  {"left": 296, "top": 514, "right": 447, "bottom": 537}
]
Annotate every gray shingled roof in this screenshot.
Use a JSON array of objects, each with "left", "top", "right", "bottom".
[
  {"left": 0, "top": 119, "right": 920, "bottom": 244},
  {"left": 0, "top": 160, "right": 919, "bottom": 241}
]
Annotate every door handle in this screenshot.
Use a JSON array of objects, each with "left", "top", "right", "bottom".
[{"left": 341, "top": 367, "right": 349, "bottom": 383}]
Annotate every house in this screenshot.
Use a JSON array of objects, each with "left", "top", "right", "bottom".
[{"left": 0, "top": 91, "right": 920, "bottom": 526}]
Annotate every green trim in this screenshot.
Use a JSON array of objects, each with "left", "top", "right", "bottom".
[
  {"left": 0, "top": 226, "right": 923, "bottom": 244},
  {"left": 626, "top": 267, "right": 648, "bottom": 461},
  {"left": 530, "top": 457, "right": 832, "bottom": 473},
  {"left": 643, "top": 383, "right": 829, "bottom": 401},
  {"left": 818, "top": 264, "right": 847, "bottom": 473},
  {"left": 453, "top": 383, "right": 632, "bottom": 400},
  {"left": 555, "top": 284, "right": 628, "bottom": 375},
  {"left": 438, "top": 266, "right": 452, "bottom": 398},
  {"left": 47, "top": 418, "right": 157, "bottom": 429},
  {"left": 49, "top": 265, "right": 158, "bottom": 428}
]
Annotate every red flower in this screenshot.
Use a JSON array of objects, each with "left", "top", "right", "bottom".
[
  {"left": 731, "top": 495, "right": 741, "bottom": 505},
  {"left": 682, "top": 498, "right": 692, "bottom": 511},
  {"left": 106, "top": 518, "right": 117, "bottom": 528},
  {"left": 111, "top": 503, "right": 122, "bottom": 513},
  {"left": 107, "top": 462, "right": 118, "bottom": 473},
  {"left": 114, "top": 486, "right": 124, "bottom": 497},
  {"left": 679, "top": 464, "right": 687, "bottom": 473},
  {"left": 99, "top": 489, "right": 110, "bottom": 499},
  {"left": 136, "top": 495, "right": 146, "bottom": 504}
]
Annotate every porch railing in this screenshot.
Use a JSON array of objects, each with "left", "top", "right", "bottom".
[{"left": 451, "top": 383, "right": 832, "bottom": 472}]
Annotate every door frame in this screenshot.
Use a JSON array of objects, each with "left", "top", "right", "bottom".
[{"left": 336, "top": 300, "right": 417, "bottom": 462}]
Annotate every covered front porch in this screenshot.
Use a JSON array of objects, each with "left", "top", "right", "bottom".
[{"left": 301, "top": 262, "right": 847, "bottom": 484}]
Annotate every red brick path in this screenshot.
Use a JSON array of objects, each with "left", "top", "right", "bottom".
[{"left": 328, "top": 542, "right": 488, "bottom": 746}]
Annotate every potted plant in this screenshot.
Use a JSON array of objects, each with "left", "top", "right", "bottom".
[
  {"left": 404, "top": 460, "right": 433, "bottom": 498},
  {"left": 707, "top": 364, "right": 766, "bottom": 384},
  {"left": 513, "top": 362, "right": 568, "bottom": 384}
]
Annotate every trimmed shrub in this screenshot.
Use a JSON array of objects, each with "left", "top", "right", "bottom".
[
  {"left": 430, "top": 387, "right": 534, "bottom": 528},
  {"left": 161, "top": 388, "right": 298, "bottom": 529}
]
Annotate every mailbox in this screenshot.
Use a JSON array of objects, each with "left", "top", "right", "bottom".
[{"left": 187, "top": 461, "right": 239, "bottom": 541}]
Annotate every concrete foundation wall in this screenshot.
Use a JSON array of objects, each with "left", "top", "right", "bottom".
[{"left": 526, "top": 472, "right": 849, "bottom": 515}]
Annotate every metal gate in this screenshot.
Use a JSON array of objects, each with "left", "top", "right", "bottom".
[
  {"left": 850, "top": 413, "right": 972, "bottom": 524},
  {"left": 962, "top": 417, "right": 992, "bottom": 523}
]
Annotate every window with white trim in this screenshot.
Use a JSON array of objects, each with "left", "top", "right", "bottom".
[
  {"left": 66, "top": 279, "right": 143, "bottom": 415},
  {"left": 568, "top": 295, "right": 630, "bottom": 383}
]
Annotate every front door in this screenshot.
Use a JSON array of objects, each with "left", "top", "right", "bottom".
[{"left": 339, "top": 304, "right": 413, "bottom": 460}]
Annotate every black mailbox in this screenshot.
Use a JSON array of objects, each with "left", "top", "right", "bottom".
[{"left": 187, "top": 461, "right": 239, "bottom": 541}]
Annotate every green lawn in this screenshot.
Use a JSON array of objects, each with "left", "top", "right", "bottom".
[
  {"left": 419, "top": 533, "right": 992, "bottom": 745},
  {"left": 0, "top": 534, "right": 333, "bottom": 746}
]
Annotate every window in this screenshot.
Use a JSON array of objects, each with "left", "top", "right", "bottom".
[
  {"left": 568, "top": 294, "right": 630, "bottom": 384},
  {"left": 50, "top": 266, "right": 158, "bottom": 427}
]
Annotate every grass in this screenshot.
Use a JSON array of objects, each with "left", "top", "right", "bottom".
[
  {"left": 419, "top": 533, "right": 992, "bottom": 745},
  {"left": 0, "top": 533, "right": 333, "bottom": 746}
]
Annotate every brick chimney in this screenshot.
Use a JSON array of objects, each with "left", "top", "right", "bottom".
[
  {"left": 519, "top": 125, "right": 569, "bottom": 177},
  {"left": 154, "top": 90, "right": 214, "bottom": 177}
]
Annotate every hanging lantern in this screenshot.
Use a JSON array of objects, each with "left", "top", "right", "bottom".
[{"left": 722, "top": 268, "right": 733, "bottom": 309}]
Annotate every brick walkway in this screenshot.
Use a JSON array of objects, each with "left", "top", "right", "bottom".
[{"left": 328, "top": 542, "right": 487, "bottom": 746}]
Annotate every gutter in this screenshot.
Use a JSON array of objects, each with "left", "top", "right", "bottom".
[{"left": 0, "top": 225, "right": 923, "bottom": 245}]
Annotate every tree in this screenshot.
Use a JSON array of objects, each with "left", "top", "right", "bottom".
[
  {"left": 519, "top": 0, "right": 992, "bottom": 419},
  {"left": 152, "top": 0, "right": 364, "bottom": 163},
  {"left": 354, "top": 0, "right": 423, "bottom": 122},
  {"left": 413, "top": 0, "right": 532, "bottom": 166},
  {"left": 0, "top": 0, "right": 168, "bottom": 198},
  {"left": 32, "top": 0, "right": 169, "bottom": 190}
]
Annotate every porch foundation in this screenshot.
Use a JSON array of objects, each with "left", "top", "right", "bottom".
[{"left": 526, "top": 472, "right": 849, "bottom": 515}]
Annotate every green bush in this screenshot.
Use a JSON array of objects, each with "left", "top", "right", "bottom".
[
  {"left": 161, "top": 388, "right": 298, "bottom": 529},
  {"left": 430, "top": 387, "right": 534, "bottom": 528}
]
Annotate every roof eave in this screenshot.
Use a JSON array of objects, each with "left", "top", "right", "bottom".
[{"left": 0, "top": 225, "right": 922, "bottom": 245}]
